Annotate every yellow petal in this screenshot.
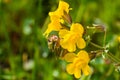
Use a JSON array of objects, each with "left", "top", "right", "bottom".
[
  {"left": 71, "top": 23, "right": 84, "bottom": 34},
  {"left": 67, "top": 42, "right": 76, "bottom": 52},
  {"left": 66, "top": 63, "right": 74, "bottom": 74},
  {"left": 74, "top": 68, "right": 81, "bottom": 78},
  {"left": 77, "top": 38, "right": 86, "bottom": 49},
  {"left": 61, "top": 40, "right": 76, "bottom": 52},
  {"left": 82, "top": 65, "right": 91, "bottom": 75},
  {"left": 118, "top": 36, "right": 120, "bottom": 42},
  {"left": 49, "top": 1, "right": 69, "bottom": 18},
  {"left": 60, "top": 33, "right": 76, "bottom": 52},
  {"left": 44, "top": 22, "right": 61, "bottom": 37},
  {"left": 57, "top": 1, "right": 69, "bottom": 15},
  {"left": 64, "top": 53, "right": 76, "bottom": 62},
  {"left": 59, "top": 29, "right": 69, "bottom": 38},
  {"left": 49, "top": 12, "right": 59, "bottom": 21},
  {"left": 44, "top": 23, "right": 54, "bottom": 37},
  {"left": 77, "top": 50, "right": 90, "bottom": 62}
]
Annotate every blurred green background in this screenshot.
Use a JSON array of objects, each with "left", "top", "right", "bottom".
[{"left": 0, "top": 0, "right": 120, "bottom": 80}]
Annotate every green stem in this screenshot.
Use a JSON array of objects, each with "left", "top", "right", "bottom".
[
  {"left": 90, "top": 42, "right": 105, "bottom": 49},
  {"left": 103, "top": 29, "right": 107, "bottom": 49},
  {"left": 107, "top": 52, "right": 120, "bottom": 63},
  {"left": 90, "top": 42, "right": 120, "bottom": 64}
]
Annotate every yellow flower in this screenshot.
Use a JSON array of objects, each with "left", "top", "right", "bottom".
[
  {"left": 44, "top": 15, "right": 62, "bottom": 37},
  {"left": 49, "top": 1, "right": 69, "bottom": 19},
  {"left": 59, "top": 23, "right": 86, "bottom": 52},
  {"left": 66, "top": 50, "right": 91, "bottom": 78},
  {"left": 118, "top": 36, "right": 120, "bottom": 42},
  {"left": 63, "top": 52, "right": 77, "bottom": 62},
  {"left": 44, "top": 1, "right": 70, "bottom": 37}
]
